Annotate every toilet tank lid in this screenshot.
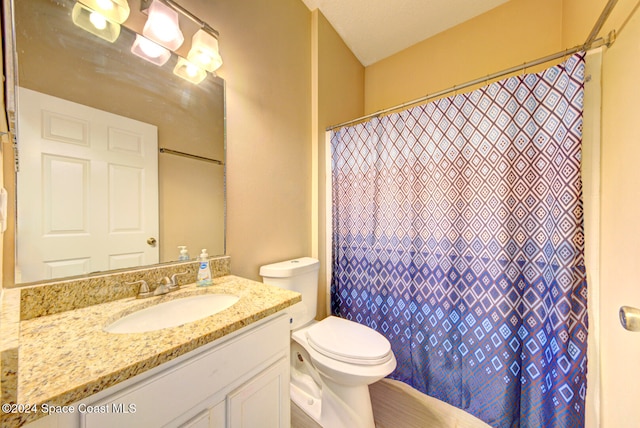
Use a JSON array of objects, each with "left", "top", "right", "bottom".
[{"left": 259, "top": 257, "right": 320, "bottom": 278}]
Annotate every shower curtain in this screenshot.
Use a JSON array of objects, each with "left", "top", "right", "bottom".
[{"left": 331, "top": 53, "right": 587, "bottom": 427}]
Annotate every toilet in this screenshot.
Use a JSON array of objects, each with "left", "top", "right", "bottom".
[{"left": 260, "top": 257, "right": 396, "bottom": 428}]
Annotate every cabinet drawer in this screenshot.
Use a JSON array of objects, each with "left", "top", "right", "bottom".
[{"left": 81, "top": 314, "right": 289, "bottom": 427}]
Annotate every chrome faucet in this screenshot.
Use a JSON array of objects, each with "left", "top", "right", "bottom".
[
  {"left": 126, "top": 280, "right": 153, "bottom": 299},
  {"left": 126, "top": 272, "right": 190, "bottom": 299},
  {"left": 170, "top": 272, "right": 189, "bottom": 289},
  {"left": 155, "top": 277, "right": 172, "bottom": 296}
]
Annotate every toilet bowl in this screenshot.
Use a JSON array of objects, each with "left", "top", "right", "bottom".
[
  {"left": 260, "top": 258, "right": 397, "bottom": 428},
  {"left": 291, "top": 316, "right": 397, "bottom": 427}
]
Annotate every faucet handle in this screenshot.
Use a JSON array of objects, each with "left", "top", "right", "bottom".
[
  {"left": 126, "top": 280, "right": 152, "bottom": 298},
  {"left": 170, "top": 271, "right": 189, "bottom": 287},
  {"left": 154, "top": 277, "right": 171, "bottom": 296},
  {"left": 158, "top": 276, "right": 178, "bottom": 291}
]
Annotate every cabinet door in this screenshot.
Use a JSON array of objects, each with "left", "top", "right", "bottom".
[
  {"left": 227, "top": 357, "right": 289, "bottom": 428},
  {"left": 80, "top": 315, "right": 289, "bottom": 428},
  {"left": 180, "top": 410, "right": 210, "bottom": 428},
  {"left": 178, "top": 401, "right": 225, "bottom": 428}
]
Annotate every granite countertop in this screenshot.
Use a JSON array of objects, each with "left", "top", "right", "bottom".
[{"left": 1, "top": 275, "right": 300, "bottom": 427}]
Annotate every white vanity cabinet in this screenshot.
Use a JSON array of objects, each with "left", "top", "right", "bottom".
[
  {"left": 25, "top": 313, "right": 290, "bottom": 428},
  {"left": 226, "top": 356, "right": 289, "bottom": 427}
]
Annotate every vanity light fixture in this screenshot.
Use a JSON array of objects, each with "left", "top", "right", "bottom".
[
  {"left": 142, "top": 0, "right": 184, "bottom": 51},
  {"left": 173, "top": 57, "right": 207, "bottom": 84},
  {"left": 79, "top": 0, "right": 131, "bottom": 24},
  {"left": 71, "top": 2, "right": 122, "bottom": 43},
  {"left": 140, "top": 0, "right": 224, "bottom": 82},
  {"left": 72, "top": 0, "right": 223, "bottom": 83},
  {"left": 187, "top": 29, "right": 223, "bottom": 72},
  {"left": 131, "top": 34, "right": 172, "bottom": 66}
]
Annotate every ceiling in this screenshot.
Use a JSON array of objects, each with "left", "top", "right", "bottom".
[{"left": 300, "top": 0, "right": 510, "bottom": 66}]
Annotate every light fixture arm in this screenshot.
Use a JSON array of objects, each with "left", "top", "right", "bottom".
[{"left": 141, "top": 0, "right": 219, "bottom": 39}]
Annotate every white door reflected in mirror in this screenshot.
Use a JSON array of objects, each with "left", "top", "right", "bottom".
[{"left": 16, "top": 87, "right": 159, "bottom": 283}]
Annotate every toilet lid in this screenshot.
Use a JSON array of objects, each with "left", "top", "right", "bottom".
[{"left": 306, "top": 316, "right": 392, "bottom": 365}]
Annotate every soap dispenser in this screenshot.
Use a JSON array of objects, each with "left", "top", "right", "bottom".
[
  {"left": 178, "top": 246, "right": 190, "bottom": 261},
  {"left": 196, "top": 249, "right": 212, "bottom": 287}
]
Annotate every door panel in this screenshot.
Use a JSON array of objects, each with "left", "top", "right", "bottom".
[{"left": 16, "top": 87, "right": 159, "bottom": 283}]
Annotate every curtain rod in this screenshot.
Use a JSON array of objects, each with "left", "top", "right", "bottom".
[
  {"left": 327, "top": 0, "right": 620, "bottom": 132},
  {"left": 327, "top": 37, "right": 610, "bottom": 131}
]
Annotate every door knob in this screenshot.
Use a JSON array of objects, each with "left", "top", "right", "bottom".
[
  {"left": 619, "top": 306, "right": 640, "bottom": 332},
  {"left": 147, "top": 237, "right": 157, "bottom": 246}
]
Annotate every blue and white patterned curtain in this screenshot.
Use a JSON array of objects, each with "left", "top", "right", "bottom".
[{"left": 331, "top": 53, "right": 587, "bottom": 427}]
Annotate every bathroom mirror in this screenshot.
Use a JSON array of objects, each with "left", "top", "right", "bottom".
[{"left": 4, "top": 0, "right": 225, "bottom": 285}]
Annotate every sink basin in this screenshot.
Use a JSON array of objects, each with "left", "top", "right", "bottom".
[{"left": 104, "top": 294, "right": 240, "bottom": 334}]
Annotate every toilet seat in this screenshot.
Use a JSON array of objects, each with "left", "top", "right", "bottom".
[{"left": 305, "top": 316, "right": 393, "bottom": 366}]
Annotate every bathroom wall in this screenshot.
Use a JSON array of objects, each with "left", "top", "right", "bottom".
[
  {"left": 599, "top": 2, "right": 640, "bottom": 426},
  {"left": 564, "top": 1, "right": 640, "bottom": 426},
  {"left": 312, "top": 10, "right": 365, "bottom": 318},
  {"left": 363, "top": 0, "right": 563, "bottom": 114},
  {"left": 187, "top": 0, "right": 313, "bottom": 281},
  {"left": 190, "top": 0, "right": 364, "bottom": 292},
  {"left": 562, "top": 0, "right": 610, "bottom": 45}
]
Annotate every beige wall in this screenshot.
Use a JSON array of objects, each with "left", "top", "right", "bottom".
[
  {"left": 364, "top": 0, "right": 563, "bottom": 114},
  {"left": 186, "top": 1, "right": 364, "bottom": 290},
  {"left": 562, "top": 0, "right": 607, "bottom": 45},
  {"left": 599, "top": 2, "right": 640, "bottom": 426},
  {"left": 565, "top": 0, "right": 640, "bottom": 426},
  {"left": 313, "top": 10, "right": 365, "bottom": 318},
  {"left": 193, "top": 0, "right": 313, "bottom": 280}
]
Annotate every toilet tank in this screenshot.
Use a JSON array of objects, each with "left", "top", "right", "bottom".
[{"left": 260, "top": 257, "right": 320, "bottom": 329}]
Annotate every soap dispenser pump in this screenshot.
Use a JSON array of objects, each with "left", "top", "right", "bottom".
[
  {"left": 196, "top": 249, "right": 212, "bottom": 287},
  {"left": 178, "top": 246, "right": 190, "bottom": 261}
]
